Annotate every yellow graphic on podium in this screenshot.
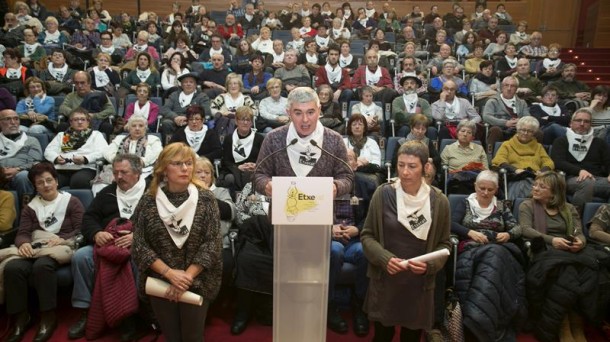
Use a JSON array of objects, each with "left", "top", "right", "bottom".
[{"left": 285, "top": 181, "right": 320, "bottom": 221}]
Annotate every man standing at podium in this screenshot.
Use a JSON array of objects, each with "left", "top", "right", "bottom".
[
  {"left": 253, "top": 86, "right": 352, "bottom": 198},
  {"left": 252, "top": 86, "right": 359, "bottom": 334}
]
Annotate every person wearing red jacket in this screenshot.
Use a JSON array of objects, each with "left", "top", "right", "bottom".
[
  {"left": 314, "top": 44, "right": 353, "bottom": 105},
  {"left": 217, "top": 13, "right": 243, "bottom": 48},
  {"left": 351, "top": 49, "right": 397, "bottom": 105}
]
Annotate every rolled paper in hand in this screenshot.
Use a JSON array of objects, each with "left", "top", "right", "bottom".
[
  {"left": 145, "top": 277, "right": 203, "bottom": 306},
  {"left": 399, "top": 249, "right": 450, "bottom": 268}
]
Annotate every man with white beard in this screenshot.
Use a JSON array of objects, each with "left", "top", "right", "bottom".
[{"left": 391, "top": 75, "right": 432, "bottom": 137}]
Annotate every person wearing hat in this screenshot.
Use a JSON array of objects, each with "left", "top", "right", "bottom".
[
  {"left": 391, "top": 75, "right": 432, "bottom": 137},
  {"left": 159, "top": 72, "right": 211, "bottom": 143},
  {"left": 431, "top": 79, "right": 482, "bottom": 141}
]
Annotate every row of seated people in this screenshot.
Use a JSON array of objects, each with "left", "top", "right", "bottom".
[
  {"left": 0, "top": 84, "right": 608, "bottom": 340},
  {"left": 6, "top": 43, "right": 598, "bottom": 149},
  {"left": 4, "top": 74, "right": 604, "bottom": 208},
  {"left": 450, "top": 169, "right": 610, "bottom": 342},
  {"left": 2, "top": 148, "right": 610, "bottom": 342}
]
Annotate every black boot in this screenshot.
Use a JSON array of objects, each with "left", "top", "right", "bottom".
[
  {"left": 33, "top": 310, "right": 57, "bottom": 342},
  {"left": 67, "top": 310, "right": 87, "bottom": 340},
  {"left": 231, "top": 289, "right": 253, "bottom": 335},
  {"left": 120, "top": 315, "right": 145, "bottom": 342},
  {"left": 327, "top": 303, "right": 348, "bottom": 334},
  {"left": 352, "top": 301, "right": 369, "bottom": 337},
  {"left": 5, "top": 311, "right": 31, "bottom": 342}
]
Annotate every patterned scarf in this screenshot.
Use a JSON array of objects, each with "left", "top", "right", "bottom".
[
  {"left": 347, "top": 135, "right": 367, "bottom": 157},
  {"left": 61, "top": 128, "right": 92, "bottom": 152},
  {"left": 118, "top": 135, "right": 147, "bottom": 157}
]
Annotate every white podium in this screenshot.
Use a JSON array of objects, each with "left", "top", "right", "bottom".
[{"left": 272, "top": 177, "right": 333, "bottom": 342}]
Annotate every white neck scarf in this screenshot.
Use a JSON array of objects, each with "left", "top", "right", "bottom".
[
  {"left": 286, "top": 122, "right": 324, "bottom": 177},
  {"left": 224, "top": 93, "right": 245, "bottom": 112},
  {"left": 445, "top": 97, "right": 461, "bottom": 120},
  {"left": 324, "top": 63, "right": 342, "bottom": 84},
  {"left": 467, "top": 193, "right": 497, "bottom": 223},
  {"left": 28, "top": 192, "right": 71, "bottom": 234},
  {"left": 365, "top": 8, "right": 376, "bottom": 18},
  {"left": 137, "top": 68, "right": 151, "bottom": 83},
  {"left": 210, "top": 46, "right": 223, "bottom": 56},
  {"left": 92, "top": 66, "right": 110, "bottom": 88},
  {"left": 134, "top": 101, "right": 151, "bottom": 119},
  {"left": 48, "top": 62, "right": 68, "bottom": 81},
  {"left": 273, "top": 52, "right": 284, "bottom": 63},
  {"left": 116, "top": 177, "right": 145, "bottom": 219},
  {"left": 306, "top": 53, "right": 318, "bottom": 64},
  {"left": 178, "top": 91, "right": 195, "bottom": 108},
  {"left": 537, "top": 103, "right": 561, "bottom": 117},
  {"left": 44, "top": 30, "right": 60, "bottom": 44},
  {"left": 185, "top": 125, "right": 207, "bottom": 152},
  {"left": 232, "top": 129, "right": 255, "bottom": 163},
  {"left": 23, "top": 42, "right": 40, "bottom": 57},
  {"left": 402, "top": 93, "right": 418, "bottom": 113},
  {"left": 505, "top": 56, "right": 517, "bottom": 69},
  {"left": 395, "top": 180, "right": 432, "bottom": 240},
  {"left": 315, "top": 35, "right": 329, "bottom": 47},
  {"left": 365, "top": 66, "right": 382, "bottom": 85},
  {"left": 245, "top": 14, "right": 253, "bottom": 21},
  {"left": 339, "top": 54, "right": 353, "bottom": 68},
  {"left": 359, "top": 102, "right": 377, "bottom": 117},
  {"left": 156, "top": 183, "right": 198, "bottom": 249},
  {"left": 566, "top": 128, "right": 594, "bottom": 162},
  {"left": 359, "top": 18, "right": 368, "bottom": 26},
  {"left": 0, "top": 132, "right": 26, "bottom": 160},
  {"left": 100, "top": 45, "right": 115, "bottom": 54},
  {"left": 500, "top": 94, "right": 516, "bottom": 111},
  {"left": 133, "top": 44, "right": 148, "bottom": 53},
  {"left": 6, "top": 66, "right": 21, "bottom": 79},
  {"left": 543, "top": 58, "right": 561, "bottom": 69},
  {"left": 301, "top": 9, "right": 310, "bottom": 17}
]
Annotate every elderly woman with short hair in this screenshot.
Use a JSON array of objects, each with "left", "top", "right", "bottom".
[
  {"left": 492, "top": 116, "right": 554, "bottom": 200},
  {"left": 104, "top": 114, "right": 163, "bottom": 178},
  {"left": 38, "top": 16, "right": 69, "bottom": 48},
  {"left": 317, "top": 84, "right": 344, "bottom": 134},
  {"left": 451, "top": 170, "right": 525, "bottom": 341},
  {"left": 440, "top": 119, "right": 488, "bottom": 194},
  {"left": 344, "top": 113, "right": 382, "bottom": 176},
  {"left": 258, "top": 78, "right": 288, "bottom": 132},
  {"left": 210, "top": 73, "right": 258, "bottom": 138}
]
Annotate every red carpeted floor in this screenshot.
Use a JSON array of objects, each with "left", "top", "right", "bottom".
[{"left": 1, "top": 292, "right": 608, "bottom": 342}]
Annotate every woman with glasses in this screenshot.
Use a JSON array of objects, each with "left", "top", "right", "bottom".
[
  {"left": 492, "top": 116, "right": 553, "bottom": 200},
  {"left": 211, "top": 73, "right": 257, "bottom": 139},
  {"left": 343, "top": 113, "right": 382, "bottom": 184},
  {"left": 219, "top": 106, "right": 263, "bottom": 191},
  {"left": 518, "top": 171, "right": 594, "bottom": 342},
  {"left": 104, "top": 114, "right": 163, "bottom": 180},
  {"left": 132, "top": 142, "right": 222, "bottom": 342},
  {"left": 4, "top": 162, "right": 84, "bottom": 342},
  {"left": 450, "top": 170, "right": 525, "bottom": 341},
  {"left": 169, "top": 104, "right": 222, "bottom": 161},
  {"left": 44, "top": 107, "right": 108, "bottom": 189}
]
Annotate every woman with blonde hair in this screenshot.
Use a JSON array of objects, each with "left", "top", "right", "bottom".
[{"left": 132, "top": 142, "right": 222, "bottom": 342}]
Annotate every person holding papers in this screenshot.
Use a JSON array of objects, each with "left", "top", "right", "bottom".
[
  {"left": 361, "top": 140, "right": 450, "bottom": 342},
  {"left": 131, "top": 143, "right": 222, "bottom": 342}
]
